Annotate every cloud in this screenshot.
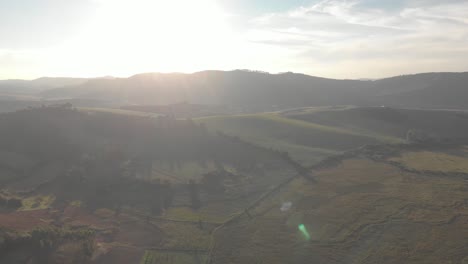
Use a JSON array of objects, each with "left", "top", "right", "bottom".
[
  {"left": 246, "top": 0, "right": 468, "bottom": 78},
  {"left": 1, "top": 0, "right": 467, "bottom": 79}
]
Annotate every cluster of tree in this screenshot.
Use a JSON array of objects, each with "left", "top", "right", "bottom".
[
  {"left": 405, "top": 128, "right": 468, "bottom": 146},
  {"left": 0, "top": 196, "right": 22, "bottom": 210},
  {"left": 0, "top": 106, "right": 274, "bottom": 174},
  {"left": 188, "top": 179, "right": 201, "bottom": 210},
  {"left": 406, "top": 129, "right": 438, "bottom": 144},
  {"left": 0, "top": 227, "right": 95, "bottom": 264},
  {"left": 201, "top": 170, "right": 227, "bottom": 195},
  {"left": 174, "top": 169, "right": 234, "bottom": 211},
  {"left": 30, "top": 228, "right": 95, "bottom": 263},
  {"left": 0, "top": 106, "right": 80, "bottom": 163},
  {"left": 0, "top": 106, "right": 290, "bottom": 215},
  {"left": 57, "top": 152, "right": 175, "bottom": 215}
]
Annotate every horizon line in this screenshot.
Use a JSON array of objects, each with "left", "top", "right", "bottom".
[{"left": 1, "top": 69, "right": 468, "bottom": 82}]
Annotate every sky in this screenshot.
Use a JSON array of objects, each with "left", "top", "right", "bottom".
[{"left": 1, "top": 0, "right": 468, "bottom": 79}]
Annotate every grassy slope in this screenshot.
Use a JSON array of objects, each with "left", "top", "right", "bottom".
[
  {"left": 390, "top": 150, "right": 468, "bottom": 173},
  {"left": 77, "top": 107, "right": 360, "bottom": 166},
  {"left": 287, "top": 106, "right": 468, "bottom": 140},
  {"left": 211, "top": 151, "right": 468, "bottom": 264},
  {"left": 77, "top": 107, "right": 158, "bottom": 117},
  {"left": 197, "top": 113, "right": 402, "bottom": 166}
]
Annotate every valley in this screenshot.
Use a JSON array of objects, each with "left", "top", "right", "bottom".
[{"left": 0, "top": 104, "right": 467, "bottom": 263}]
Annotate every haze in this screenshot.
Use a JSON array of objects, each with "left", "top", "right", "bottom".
[
  {"left": 2, "top": 0, "right": 468, "bottom": 79},
  {"left": 2, "top": 1, "right": 468, "bottom": 263}
]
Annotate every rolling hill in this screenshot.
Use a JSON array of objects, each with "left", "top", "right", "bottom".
[
  {"left": 40, "top": 71, "right": 364, "bottom": 109},
  {"left": 198, "top": 106, "right": 468, "bottom": 166},
  {"left": 36, "top": 70, "right": 468, "bottom": 111},
  {"left": 197, "top": 111, "right": 400, "bottom": 166},
  {"left": 0, "top": 105, "right": 468, "bottom": 263},
  {"left": 286, "top": 106, "right": 468, "bottom": 140},
  {"left": 0, "top": 77, "right": 89, "bottom": 94},
  {"left": 1, "top": 73, "right": 468, "bottom": 264}
]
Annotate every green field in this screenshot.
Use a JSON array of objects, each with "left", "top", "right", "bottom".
[
  {"left": 77, "top": 107, "right": 158, "bottom": 117},
  {"left": 197, "top": 113, "right": 401, "bottom": 166}
]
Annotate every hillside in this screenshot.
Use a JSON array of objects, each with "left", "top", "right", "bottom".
[
  {"left": 0, "top": 77, "right": 89, "bottom": 94},
  {"left": 286, "top": 106, "right": 468, "bottom": 140},
  {"left": 197, "top": 111, "right": 401, "bottom": 166},
  {"left": 0, "top": 106, "right": 467, "bottom": 263},
  {"left": 40, "top": 71, "right": 364, "bottom": 110},
  {"left": 0, "top": 106, "right": 299, "bottom": 263},
  {"left": 198, "top": 107, "right": 468, "bottom": 166},
  {"left": 209, "top": 144, "right": 468, "bottom": 264},
  {"left": 36, "top": 71, "right": 468, "bottom": 111}
]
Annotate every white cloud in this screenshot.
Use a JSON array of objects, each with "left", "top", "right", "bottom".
[
  {"left": 2, "top": 0, "right": 468, "bottom": 79},
  {"left": 246, "top": 0, "right": 468, "bottom": 78}
]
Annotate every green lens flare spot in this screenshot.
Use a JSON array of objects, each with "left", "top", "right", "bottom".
[{"left": 298, "top": 224, "right": 311, "bottom": 241}]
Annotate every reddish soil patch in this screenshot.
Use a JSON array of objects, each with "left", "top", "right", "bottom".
[
  {"left": 61, "top": 206, "right": 111, "bottom": 229},
  {"left": 0, "top": 209, "right": 52, "bottom": 231},
  {"left": 61, "top": 207, "right": 163, "bottom": 248}
]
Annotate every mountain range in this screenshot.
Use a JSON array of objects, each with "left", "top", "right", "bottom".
[{"left": 1, "top": 70, "right": 468, "bottom": 111}]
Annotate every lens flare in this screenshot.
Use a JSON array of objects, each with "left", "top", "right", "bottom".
[{"left": 298, "top": 224, "right": 311, "bottom": 241}]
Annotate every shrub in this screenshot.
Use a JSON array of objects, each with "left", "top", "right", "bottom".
[{"left": 6, "top": 198, "right": 22, "bottom": 209}]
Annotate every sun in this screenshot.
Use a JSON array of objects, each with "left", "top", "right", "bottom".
[{"left": 47, "top": 0, "right": 236, "bottom": 77}]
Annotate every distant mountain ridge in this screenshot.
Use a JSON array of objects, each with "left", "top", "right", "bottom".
[
  {"left": 2, "top": 70, "right": 468, "bottom": 110},
  {"left": 0, "top": 77, "right": 89, "bottom": 93}
]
